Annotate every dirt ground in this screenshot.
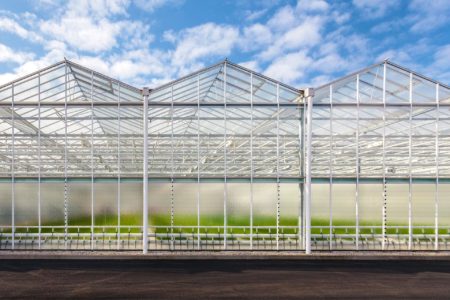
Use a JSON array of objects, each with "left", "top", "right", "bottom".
[{"left": 0, "top": 258, "right": 449, "bottom": 299}]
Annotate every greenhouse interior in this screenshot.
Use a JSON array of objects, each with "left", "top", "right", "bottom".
[{"left": 0, "top": 59, "right": 449, "bottom": 253}]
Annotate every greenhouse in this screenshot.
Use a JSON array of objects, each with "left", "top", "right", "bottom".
[{"left": 0, "top": 59, "right": 449, "bottom": 253}]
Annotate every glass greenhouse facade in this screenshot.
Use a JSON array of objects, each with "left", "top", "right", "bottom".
[{"left": 0, "top": 59, "right": 448, "bottom": 253}]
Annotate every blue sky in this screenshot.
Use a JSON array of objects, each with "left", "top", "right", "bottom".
[{"left": 0, "top": 0, "right": 449, "bottom": 88}]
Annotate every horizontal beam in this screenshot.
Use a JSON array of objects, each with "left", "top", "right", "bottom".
[
  {"left": 1, "top": 176, "right": 450, "bottom": 183},
  {"left": 0, "top": 176, "right": 304, "bottom": 183},
  {"left": 0, "top": 102, "right": 303, "bottom": 108},
  {"left": 313, "top": 102, "right": 448, "bottom": 107}
]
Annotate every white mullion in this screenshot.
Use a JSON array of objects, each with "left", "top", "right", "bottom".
[
  {"left": 223, "top": 62, "right": 228, "bottom": 250},
  {"left": 304, "top": 88, "right": 313, "bottom": 255},
  {"left": 435, "top": 83, "right": 439, "bottom": 251},
  {"left": 329, "top": 84, "right": 333, "bottom": 250},
  {"left": 90, "top": 71, "right": 94, "bottom": 250},
  {"left": 382, "top": 62, "right": 387, "bottom": 250},
  {"left": 276, "top": 83, "right": 280, "bottom": 251},
  {"left": 356, "top": 75, "right": 360, "bottom": 250},
  {"left": 64, "top": 65, "right": 68, "bottom": 250},
  {"left": 117, "top": 82, "right": 121, "bottom": 250},
  {"left": 38, "top": 72, "right": 42, "bottom": 250},
  {"left": 408, "top": 72, "right": 413, "bottom": 250},
  {"left": 142, "top": 88, "right": 149, "bottom": 254},
  {"left": 11, "top": 83, "right": 15, "bottom": 250},
  {"left": 170, "top": 85, "right": 174, "bottom": 250},
  {"left": 301, "top": 99, "right": 306, "bottom": 249},
  {"left": 197, "top": 75, "right": 201, "bottom": 250},
  {"left": 250, "top": 73, "right": 254, "bottom": 250}
]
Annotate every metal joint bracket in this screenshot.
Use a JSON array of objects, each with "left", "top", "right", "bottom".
[{"left": 142, "top": 87, "right": 150, "bottom": 96}]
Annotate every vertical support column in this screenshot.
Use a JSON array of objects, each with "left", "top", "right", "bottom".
[
  {"left": 117, "top": 83, "right": 121, "bottom": 250},
  {"left": 435, "top": 83, "right": 440, "bottom": 251},
  {"left": 90, "top": 71, "right": 94, "bottom": 250},
  {"left": 11, "top": 83, "right": 15, "bottom": 250},
  {"left": 197, "top": 75, "right": 201, "bottom": 250},
  {"left": 381, "top": 62, "right": 387, "bottom": 250},
  {"left": 329, "top": 85, "right": 333, "bottom": 250},
  {"left": 250, "top": 73, "right": 254, "bottom": 250},
  {"left": 223, "top": 62, "right": 228, "bottom": 250},
  {"left": 142, "top": 87, "right": 150, "bottom": 254},
  {"left": 299, "top": 101, "right": 305, "bottom": 249},
  {"left": 38, "top": 73, "right": 42, "bottom": 250},
  {"left": 408, "top": 72, "right": 413, "bottom": 250},
  {"left": 170, "top": 86, "right": 174, "bottom": 250},
  {"left": 64, "top": 65, "right": 68, "bottom": 250},
  {"left": 355, "top": 75, "right": 360, "bottom": 250},
  {"left": 276, "top": 84, "right": 280, "bottom": 251},
  {"left": 304, "top": 88, "right": 314, "bottom": 254}
]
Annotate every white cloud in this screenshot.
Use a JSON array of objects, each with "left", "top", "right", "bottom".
[
  {"left": 0, "top": 72, "right": 16, "bottom": 86},
  {"left": 264, "top": 50, "right": 313, "bottom": 85},
  {"left": 0, "top": 17, "right": 29, "bottom": 38},
  {"left": 433, "top": 44, "right": 450, "bottom": 70},
  {"left": 76, "top": 56, "right": 111, "bottom": 75},
  {"left": 309, "top": 74, "right": 333, "bottom": 87},
  {"left": 353, "top": 0, "right": 400, "bottom": 18},
  {"left": 40, "top": 17, "right": 123, "bottom": 53},
  {"left": 426, "top": 44, "right": 450, "bottom": 84},
  {"left": 134, "top": 0, "right": 183, "bottom": 12},
  {"left": 163, "top": 30, "right": 177, "bottom": 43},
  {"left": 311, "top": 53, "right": 348, "bottom": 74},
  {"left": 0, "top": 43, "right": 35, "bottom": 64},
  {"left": 408, "top": 0, "right": 450, "bottom": 32},
  {"left": 38, "top": 0, "right": 136, "bottom": 53},
  {"left": 0, "top": 16, "right": 42, "bottom": 42},
  {"left": 267, "top": 5, "right": 296, "bottom": 32},
  {"left": 240, "top": 23, "right": 272, "bottom": 51},
  {"left": 239, "top": 60, "right": 261, "bottom": 72},
  {"left": 171, "top": 23, "right": 239, "bottom": 70},
  {"left": 244, "top": 8, "right": 268, "bottom": 22},
  {"left": 65, "top": 0, "right": 129, "bottom": 18},
  {"left": 297, "top": 0, "right": 329, "bottom": 12},
  {"left": 375, "top": 49, "right": 412, "bottom": 65},
  {"left": 259, "top": 16, "right": 324, "bottom": 60}
]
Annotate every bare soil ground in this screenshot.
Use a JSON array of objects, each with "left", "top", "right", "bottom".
[{"left": 0, "top": 254, "right": 449, "bottom": 299}]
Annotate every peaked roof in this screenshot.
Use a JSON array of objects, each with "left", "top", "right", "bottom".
[
  {"left": 0, "top": 59, "right": 302, "bottom": 106},
  {"left": 314, "top": 60, "right": 450, "bottom": 105}
]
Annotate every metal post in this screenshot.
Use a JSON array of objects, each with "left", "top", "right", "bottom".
[
  {"left": 90, "top": 71, "right": 94, "bottom": 250},
  {"left": 197, "top": 74, "right": 201, "bottom": 250},
  {"left": 276, "top": 84, "right": 280, "bottom": 251},
  {"left": 170, "top": 85, "right": 174, "bottom": 250},
  {"left": 142, "top": 87, "right": 150, "bottom": 254},
  {"left": 11, "top": 83, "right": 15, "bottom": 250},
  {"left": 38, "top": 73, "right": 41, "bottom": 250},
  {"left": 250, "top": 73, "right": 254, "bottom": 250},
  {"left": 304, "top": 88, "right": 314, "bottom": 254},
  {"left": 299, "top": 100, "right": 305, "bottom": 249},
  {"left": 408, "top": 72, "right": 413, "bottom": 250},
  {"left": 355, "top": 75, "right": 360, "bottom": 250},
  {"left": 223, "top": 62, "right": 228, "bottom": 250},
  {"left": 382, "top": 62, "right": 387, "bottom": 250},
  {"left": 117, "top": 82, "right": 121, "bottom": 250},
  {"left": 329, "top": 84, "right": 333, "bottom": 250},
  {"left": 64, "top": 65, "right": 68, "bottom": 250},
  {"left": 435, "top": 83, "right": 440, "bottom": 251}
]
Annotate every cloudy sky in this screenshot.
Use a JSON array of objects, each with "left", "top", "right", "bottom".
[{"left": 0, "top": 0, "right": 449, "bottom": 89}]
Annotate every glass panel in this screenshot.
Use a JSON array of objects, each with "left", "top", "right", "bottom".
[
  {"left": 439, "top": 184, "right": 450, "bottom": 250},
  {"left": 311, "top": 183, "right": 330, "bottom": 250},
  {"left": 359, "top": 183, "right": 382, "bottom": 250},
  {"left": 412, "top": 183, "right": 435, "bottom": 250},
  {"left": 386, "top": 183, "right": 408, "bottom": 250},
  {"left": 331, "top": 184, "right": 356, "bottom": 250}
]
